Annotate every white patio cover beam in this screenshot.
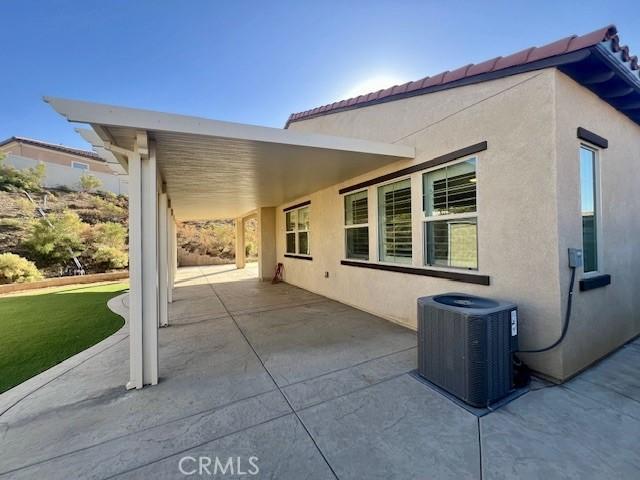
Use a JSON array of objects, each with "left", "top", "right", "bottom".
[{"left": 44, "top": 97, "right": 415, "bottom": 220}]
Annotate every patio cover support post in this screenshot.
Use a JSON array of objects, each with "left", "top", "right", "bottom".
[
  {"left": 158, "top": 189, "right": 169, "bottom": 327},
  {"left": 167, "top": 205, "right": 174, "bottom": 304},
  {"left": 169, "top": 211, "right": 177, "bottom": 288},
  {"left": 235, "top": 217, "right": 245, "bottom": 269},
  {"left": 126, "top": 133, "right": 159, "bottom": 389},
  {"left": 257, "top": 207, "right": 276, "bottom": 281}
]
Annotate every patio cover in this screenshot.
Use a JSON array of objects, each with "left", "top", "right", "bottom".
[
  {"left": 45, "top": 96, "right": 414, "bottom": 389},
  {"left": 45, "top": 97, "right": 414, "bottom": 220}
]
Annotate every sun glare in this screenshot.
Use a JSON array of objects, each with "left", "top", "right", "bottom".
[{"left": 342, "top": 75, "right": 408, "bottom": 100}]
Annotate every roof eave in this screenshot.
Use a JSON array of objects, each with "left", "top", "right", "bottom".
[{"left": 285, "top": 49, "right": 592, "bottom": 128}]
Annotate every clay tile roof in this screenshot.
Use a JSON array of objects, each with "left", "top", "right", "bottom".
[{"left": 286, "top": 24, "right": 634, "bottom": 127}]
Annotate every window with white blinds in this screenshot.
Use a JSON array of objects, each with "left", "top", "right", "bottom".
[
  {"left": 344, "top": 190, "right": 369, "bottom": 260},
  {"left": 378, "top": 179, "right": 412, "bottom": 264},
  {"left": 423, "top": 158, "right": 478, "bottom": 269}
]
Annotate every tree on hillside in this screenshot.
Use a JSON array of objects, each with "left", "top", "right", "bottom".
[
  {"left": 88, "top": 222, "right": 128, "bottom": 268},
  {"left": 24, "top": 210, "right": 86, "bottom": 264},
  {"left": 79, "top": 173, "right": 102, "bottom": 192}
]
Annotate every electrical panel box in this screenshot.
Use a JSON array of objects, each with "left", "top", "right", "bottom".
[{"left": 568, "top": 248, "right": 583, "bottom": 268}]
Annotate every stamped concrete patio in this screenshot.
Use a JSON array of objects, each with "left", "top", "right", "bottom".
[{"left": 0, "top": 264, "right": 638, "bottom": 479}]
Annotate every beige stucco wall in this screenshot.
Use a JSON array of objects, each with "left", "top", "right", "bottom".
[
  {"left": 279, "top": 69, "right": 568, "bottom": 380},
  {"left": 1, "top": 142, "right": 112, "bottom": 173},
  {"left": 553, "top": 70, "right": 640, "bottom": 378}
]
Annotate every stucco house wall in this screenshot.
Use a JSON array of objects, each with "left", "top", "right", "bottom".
[
  {"left": 1, "top": 139, "right": 128, "bottom": 195},
  {"left": 279, "top": 69, "right": 569, "bottom": 380},
  {"left": 275, "top": 68, "right": 639, "bottom": 381},
  {"left": 553, "top": 70, "right": 640, "bottom": 378},
  {"left": 2, "top": 142, "right": 113, "bottom": 173}
]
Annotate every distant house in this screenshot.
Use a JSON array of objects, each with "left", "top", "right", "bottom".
[{"left": 0, "top": 136, "right": 128, "bottom": 194}]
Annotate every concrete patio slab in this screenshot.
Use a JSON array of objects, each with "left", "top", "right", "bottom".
[
  {"left": 283, "top": 347, "right": 416, "bottom": 410},
  {"left": 5, "top": 390, "right": 289, "bottom": 480},
  {"left": 0, "top": 314, "right": 275, "bottom": 472},
  {"left": 1, "top": 265, "right": 638, "bottom": 479},
  {"left": 234, "top": 299, "right": 417, "bottom": 386},
  {"left": 481, "top": 381, "right": 640, "bottom": 479},
  {"left": 299, "top": 374, "right": 481, "bottom": 480},
  {"left": 111, "top": 414, "right": 335, "bottom": 480},
  {"left": 213, "top": 278, "right": 325, "bottom": 316}
]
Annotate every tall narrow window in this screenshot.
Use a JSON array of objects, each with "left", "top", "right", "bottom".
[
  {"left": 285, "top": 205, "right": 310, "bottom": 255},
  {"left": 285, "top": 210, "right": 297, "bottom": 254},
  {"left": 423, "top": 158, "right": 478, "bottom": 269},
  {"left": 378, "top": 179, "right": 412, "bottom": 263},
  {"left": 580, "top": 146, "right": 598, "bottom": 272},
  {"left": 297, "top": 206, "right": 310, "bottom": 255},
  {"left": 344, "top": 190, "right": 369, "bottom": 260}
]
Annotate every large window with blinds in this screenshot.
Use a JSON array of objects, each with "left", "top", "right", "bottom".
[
  {"left": 344, "top": 190, "right": 369, "bottom": 260},
  {"left": 580, "top": 146, "right": 598, "bottom": 273},
  {"left": 378, "top": 179, "right": 412, "bottom": 263},
  {"left": 423, "top": 158, "right": 478, "bottom": 269},
  {"left": 285, "top": 205, "right": 310, "bottom": 255}
]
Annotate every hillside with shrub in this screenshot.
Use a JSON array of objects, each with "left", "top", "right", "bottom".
[
  {"left": 1, "top": 152, "right": 255, "bottom": 283},
  {"left": 0, "top": 188, "right": 129, "bottom": 279}
]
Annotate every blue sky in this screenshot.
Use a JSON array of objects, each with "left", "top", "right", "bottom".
[{"left": 2, "top": 0, "right": 638, "bottom": 149}]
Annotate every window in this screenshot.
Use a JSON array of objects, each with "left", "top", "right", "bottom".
[
  {"left": 72, "top": 161, "right": 89, "bottom": 171},
  {"left": 378, "top": 179, "right": 412, "bottom": 263},
  {"left": 344, "top": 190, "right": 369, "bottom": 260},
  {"left": 423, "top": 158, "right": 478, "bottom": 269},
  {"left": 285, "top": 205, "right": 310, "bottom": 255},
  {"left": 580, "top": 146, "right": 598, "bottom": 273}
]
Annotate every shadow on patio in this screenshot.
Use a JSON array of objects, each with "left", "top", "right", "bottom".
[{"left": 0, "top": 264, "right": 638, "bottom": 479}]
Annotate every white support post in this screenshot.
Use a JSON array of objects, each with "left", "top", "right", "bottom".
[
  {"left": 167, "top": 203, "right": 174, "bottom": 304},
  {"left": 126, "top": 134, "right": 159, "bottom": 389},
  {"left": 170, "top": 211, "right": 177, "bottom": 288},
  {"left": 141, "top": 138, "right": 159, "bottom": 386},
  {"left": 158, "top": 189, "right": 169, "bottom": 327},
  {"left": 125, "top": 135, "right": 159, "bottom": 388},
  {"left": 127, "top": 147, "right": 144, "bottom": 390},
  {"left": 257, "top": 207, "right": 277, "bottom": 281},
  {"left": 235, "top": 217, "right": 246, "bottom": 269}
]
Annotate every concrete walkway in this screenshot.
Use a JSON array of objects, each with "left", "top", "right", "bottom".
[{"left": 0, "top": 264, "right": 638, "bottom": 479}]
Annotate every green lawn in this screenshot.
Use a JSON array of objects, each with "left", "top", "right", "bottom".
[{"left": 0, "top": 282, "right": 128, "bottom": 393}]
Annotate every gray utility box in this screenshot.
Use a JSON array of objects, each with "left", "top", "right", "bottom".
[{"left": 417, "top": 293, "right": 519, "bottom": 408}]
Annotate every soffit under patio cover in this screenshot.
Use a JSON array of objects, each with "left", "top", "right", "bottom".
[{"left": 45, "top": 97, "right": 414, "bottom": 220}]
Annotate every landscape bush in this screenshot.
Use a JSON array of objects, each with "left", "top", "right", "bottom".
[
  {"left": 0, "top": 154, "right": 46, "bottom": 192},
  {"left": 88, "top": 222, "right": 128, "bottom": 268},
  {"left": 0, "top": 253, "right": 43, "bottom": 284},
  {"left": 79, "top": 173, "right": 102, "bottom": 192},
  {"left": 87, "top": 195, "right": 126, "bottom": 221},
  {"left": 24, "top": 210, "right": 86, "bottom": 264},
  {"left": 91, "top": 245, "right": 128, "bottom": 268}
]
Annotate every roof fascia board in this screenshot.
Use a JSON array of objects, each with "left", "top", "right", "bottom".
[
  {"left": 75, "top": 128, "right": 127, "bottom": 172},
  {"left": 44, "top": 97, "right": 414, "bottom": 159},
  {"left": 286, "top": 49, "right": 591, "bottom": 127},
  {"left": 592, "top": 42, "right": 640, "bottom": 92}
]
